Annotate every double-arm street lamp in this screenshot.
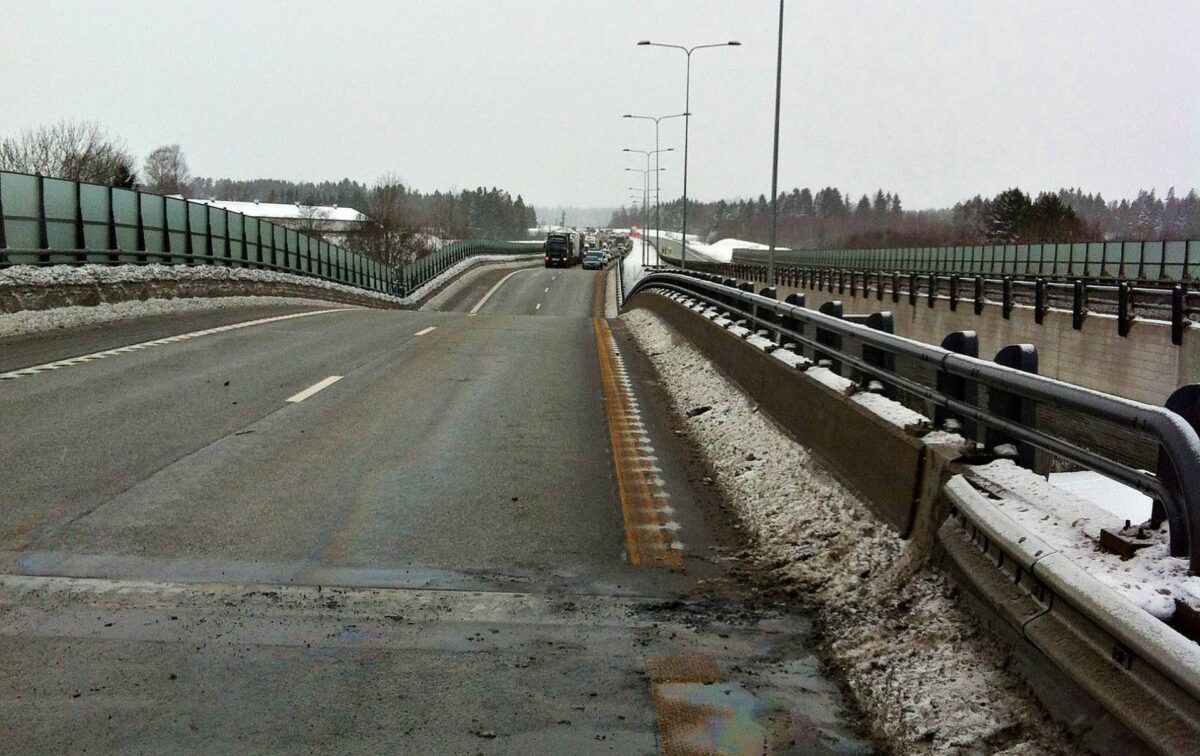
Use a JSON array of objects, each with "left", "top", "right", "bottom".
[
  {"left": 623, "top": 113, "right": 687, "bottom": 257},
  {"left": 638, "top": 39, "right": 740, "bottom": 268},
  {"left": 625, "top": 164, "right": 667, "bottom": 265},
  {"left": 624, "top": 147, "right": 674, "bottom": 265}
]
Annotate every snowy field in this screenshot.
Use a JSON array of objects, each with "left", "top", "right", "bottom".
[{"left": 632, "top": 228, "right": 783, "bottom": 264}]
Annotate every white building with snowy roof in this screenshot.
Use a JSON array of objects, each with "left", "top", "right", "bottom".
[{"left": 188, "top": 199, "right": 370, "bottom": 239}]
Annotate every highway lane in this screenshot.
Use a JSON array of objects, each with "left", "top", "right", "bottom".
[{"left": 0, "top": 271, "right": 871, "bottom": 753}]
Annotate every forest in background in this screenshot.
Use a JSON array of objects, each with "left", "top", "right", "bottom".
[{"left": 608, "top": 185, "right": 1200, "bottom": 248}]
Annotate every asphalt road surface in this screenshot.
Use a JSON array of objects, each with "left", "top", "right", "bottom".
[{"left": 0, "top": 262, "right": 872, "bottom": 754}]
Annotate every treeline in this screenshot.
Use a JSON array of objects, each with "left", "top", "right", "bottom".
[
  {"left": 191, "top": 174, "right": 537, "bottom": 243},
  {"left": 609, "top": 185, "right": 1200, "bottom": 248},
  {"left": 0, "top": 120, "right": 538, "bottom": 263}
]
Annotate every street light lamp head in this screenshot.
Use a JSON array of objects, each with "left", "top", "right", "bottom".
[
  {"left": 728, "top": 41, "right": 742, "bottom": 46},
  {"left": 622, "top": 114, "right": 632, "bottom": 118},
  {"left": 637, "top": 40, "right": 651, "bottom": 45}
]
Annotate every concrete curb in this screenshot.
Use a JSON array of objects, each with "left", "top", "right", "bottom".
[
  {"left": 623, "top": 289, "right": 969, "bottom": 544},
  {"left": 940, "top": 475, "right": 1200, "bottom": 754},
  {"left": 0, "top": 255, "right": 543, "bottom": 315}
]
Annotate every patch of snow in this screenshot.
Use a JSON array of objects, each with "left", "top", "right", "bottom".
[
  {"left": 0, "top": 296, "right": 345, "bottom": 338},
  {"left": 1048, "top": 470, "right": 1154, "bottom": 524},
  {"left": 621, "top": 307, "right": 1072, "bottom": 754},
  {"left": 804, "top": 366, "right": 855, "bottom": 394},
  {"left": 0, "top": 263, "right": 403, "bottom": 305},
  {"left": 968, "top": 460, "right": 1198, "bottom": 622},
  {"left": 851, "top": 392, "right": 929, "bottom": 429}
]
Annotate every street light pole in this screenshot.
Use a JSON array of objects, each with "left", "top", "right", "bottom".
[
  {"left": 624, "top": 112, "right": 686, "bottom": 266},
  {"left": 767, "top": 0, "right": 785, "bottom": 287},
  {"left": 625, "top": 148, "right": 672, "bottom": 266},
  {"left": 639, "top": 40, "right": 740, "bottom": 269}
]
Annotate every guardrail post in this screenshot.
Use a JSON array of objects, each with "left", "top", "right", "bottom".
[
  {"left": 987, "top": 344, "right": 1039, "bottom": 469},
  {"left": 722, "top": 277, "right": 738, "bottom": 311},
  {"left": 892, "top": 272, "right": 900, "bottom": 303},
  {"left": 1034, "top": 278, "right": 1046, "bottom": 324},
  {"left": 862, "top": 312, "right": 896, "bottom": 395},
  {"left": 877, "top": 271, "right": 885, "bottom": 301},
  {"left": 1157, "top": 385, "right": 1200, "bottom": 532},
  {"left": 758, "top": 286, "right": 777, "bottom": 341},
  {"left": 927, "top": 273, "right": 937, "bottom": 308},
  {"left": 936, "top": 331, "right": 979, "bottom": 439},
  {"left": 1002, "top": 276, "right": 1013, "bottom": 319},
  {"left": 781, "top": 292, "right": 805, "bottom": 355},
  {"left": 909, "top": 273, "right": 918, "bottom": 306},
  {"left": 949, "top": 275, "right": 959, "bottom": 311},
  {"left": 973, "top": 275, "right": 984, "bottom": 315},
  {"left": 815, "top": 300, "right": 844, "bottom": 375},
  {"left": 1172, "top": 285, "right": 1186, "bottom": 346},
  {"left": 1072, "top": 279, "right": 1086, "bottom": 330},
  {"left": 1118, "top": 281, "right": 1133, "bottom": 337}
]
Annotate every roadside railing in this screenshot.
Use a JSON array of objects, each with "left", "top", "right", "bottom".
[
  {"left": 731, "top": 239, "right": 1200, "bottom": 282},
  {"left": 626, "top": 268, "right": 1200, "bottom": 572},
  {"left": 679, "top": 259, "right": 1199, "bottom": 345},
  {"left": 0, "top": 169, "right": 534, "bottom": 297}
]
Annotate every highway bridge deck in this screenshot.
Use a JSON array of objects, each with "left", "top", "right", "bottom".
[{"left": 0, "top": 265, "right": 870, "bottom": 753}]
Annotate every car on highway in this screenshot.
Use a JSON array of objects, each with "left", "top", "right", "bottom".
[{"left": 582, "top": 251, "right": 606, "bottom": 270}]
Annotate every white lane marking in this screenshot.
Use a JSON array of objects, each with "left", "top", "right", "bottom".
[
  {"left": 535, "top": 303, "right": 542, "bottom": 311},
  {"left": 469, "top": 266, "right": 539, "bottom": 314},
  {"left": 544, "top": 287, "right": 550, "bottom": 293},
  {"left": 286, "top": 375, "right": 343, "bottom": 403},
  {"left": 0, "top": 309, "right": 352, "bottom": 381},
  {"left": 552, "top": 276, "right": 557, "bottom": 280},
  {"left": 413, "top": 326, "right": 437, "bottom": 336}
]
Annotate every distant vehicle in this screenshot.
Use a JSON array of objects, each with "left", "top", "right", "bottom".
[
  {"left": 582, "top": 251, "right": 606, "bottom": 270},
  {"left": 544, "top": 231, "right": 580, "bottom": 268},
  {"left": 584, "top": 234, "right": 597, "bottom": 249}
]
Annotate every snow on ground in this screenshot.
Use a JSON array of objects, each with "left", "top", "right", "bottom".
[
  {"left": 0, "top": 296, "right": 348, "bottom": 339},
  {"left": 1048, "top": 470, "right": 1153, "bottom": 524},
  {"left": 635, "top": 229, "right": 784, "bottom": 264},
  {"left": 1, "top": 255, "right": 542, "bottom": 316},
  {"left": 0, "top": 263, "right": 404, "bottom": 305},
  {"left": 621, "top": 306, "right": 1074, "bottom": 755},
  {"left": 971, "top": 460, "right": 1200, "bottom": 621}
]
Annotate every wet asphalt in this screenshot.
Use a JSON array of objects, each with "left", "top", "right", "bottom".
[{"left": 0, "top": 264, "right": 874, "bottom": 754}]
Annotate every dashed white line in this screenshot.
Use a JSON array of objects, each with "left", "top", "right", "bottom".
[
  {"left": 413, "top": 326, "right": 437, "bottom": 336},
  {"left": 544, "top": 287, "right": 550, "bottom": 293},
  {"left": 535, "top": 303, "right": 542, "bottom": 311},
  {"left": 0, "top": 308, "right": 352, "bottom": 381},
  {"left": 286, "top": 375, "right": 343, "bottom": 403}
]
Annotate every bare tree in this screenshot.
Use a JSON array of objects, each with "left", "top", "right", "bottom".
[
  {"left": 142, "top": 144, "right": 191, "bottom": 196},
  {"left": 0, "top": 119, "right": 137, "bottom": 186},
  {"left": 352, "top": 173, "right": 421, "bottom": 269},
  {"left": 295, "top": 203, "right": 332, "bottom": 237}
]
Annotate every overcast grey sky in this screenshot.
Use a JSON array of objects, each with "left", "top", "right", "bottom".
[{"left": 2, "top": 1, "right": 1197, "bottom": 210}]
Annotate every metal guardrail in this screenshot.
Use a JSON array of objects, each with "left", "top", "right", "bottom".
[
  {"left": 0, "top": 169, "right": 532, "bottom": 296},
  {"left": 626, "top": 269, "right": 1200, "bottom": 572},
  {"left": 679, "top": 259, "right": 1199, "bottom": 345}
]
